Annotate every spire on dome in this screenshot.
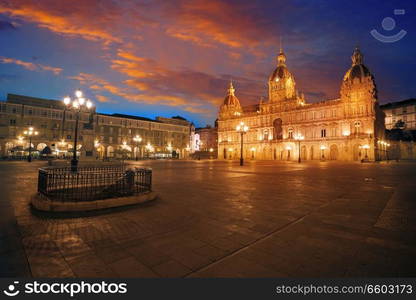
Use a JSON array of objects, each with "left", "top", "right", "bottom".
[
  {"left": 351, "top": 46, "right": 363, "bottom": 66},
  {"left": 227, "top": 80, "right": 235, "bottom": 96},
  {"left": 277, "top": 40, "right": 286, "bottom": 66}
]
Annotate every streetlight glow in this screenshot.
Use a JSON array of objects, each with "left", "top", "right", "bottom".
[
  {"left": 62, "top": 90, "right": 94, "bottom": 171},
  {"left": 133, "top": 135, "right": 142, "bottom": 160},
  {"left": 294, "top": 133, "right": 304, "bottom": 163},
  {"left": 75, "top": 90, "right": 83, "bottom": 98},
  {"left": 320, "top": 145, "right": 327, "bottom": 160},
  {"left": 23, "top": 126, "right": 39, "bottom": 162}
]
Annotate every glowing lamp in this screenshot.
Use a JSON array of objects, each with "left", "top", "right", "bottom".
[{"left": 75, "top": 90, "right": 83, "bottom": 98}]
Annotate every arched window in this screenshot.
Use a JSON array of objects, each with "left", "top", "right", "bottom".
[
  {"left": 263, "top": 130, "right": 269, "bottom": 141},
  {"left": 354, "top": 121, "right": 361, "bottom": 134},
  {"left": 288, "top": 128, "right": 293, "bottom": 139},
  {"left": 273, "top": 118, "right": 283, "bottom": 140}
]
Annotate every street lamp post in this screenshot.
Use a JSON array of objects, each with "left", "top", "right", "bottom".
[
  {"left": 63, "top": 90, "right": 93, "bottom": 172},
  {"left": 133, "top": 135, "right": 142, "bottom": 160},
  {"left": 236, "top": 121, "right": 249, "bottom": 166},
  {"left": 294, "top": 134, "right": 304, "bottom": 163},
  {"left": 362, "top": 144, "right": 370, "bottom": 160},
  {"left": 23, "top": 127, "right": 39, "bottom": 162},
  {"left": 320, "top": 145, "right": 327, "bottom": 160},
  {"left": 94, "top": 140, "right": 101, "bottom": 159}
]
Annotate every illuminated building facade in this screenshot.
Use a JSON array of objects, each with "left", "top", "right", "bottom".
[
  {"left": 0, "top": 94, "right": 192, "bottom": 159},
  {"left": 195, "top": 126, "right": 218, "bottom": 153},
  {"left": 217, "top": 47, "right": 386, "bottom": 161},
  {"left": 381, "top": 99, "right": 416, "bottom": 130}
]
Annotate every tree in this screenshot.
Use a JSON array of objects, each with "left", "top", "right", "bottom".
[
  {"left": 41, "top": 146, "right": 52, "bottom": 155},
  {"left": 393, "top": 119, "right": 405, "bottom": 129}
]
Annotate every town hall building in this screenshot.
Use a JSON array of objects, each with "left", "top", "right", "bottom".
[{"left": 217, "top": 47, "right": 386, "bottom": 161}]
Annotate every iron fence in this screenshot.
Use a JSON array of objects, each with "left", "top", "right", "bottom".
[{"left": 38, "top": 165, "right": 152, "bottom": 202}]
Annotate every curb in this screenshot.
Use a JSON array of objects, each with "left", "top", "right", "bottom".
[{"left": 31, "top": 191, "right": 158, "bottom": 212}]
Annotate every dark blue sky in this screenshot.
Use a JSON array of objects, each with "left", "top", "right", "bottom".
[{"left": 0, "top": 0, "right": 415, "bottom": 127}]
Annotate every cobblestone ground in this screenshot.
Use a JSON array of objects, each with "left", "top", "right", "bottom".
[{"left": 1, "top": 160, "right": 415, "bottom": 277}]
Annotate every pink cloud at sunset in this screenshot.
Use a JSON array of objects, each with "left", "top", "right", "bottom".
[{"left": 0, "top": 56, "right": 63, "bottom": 75}]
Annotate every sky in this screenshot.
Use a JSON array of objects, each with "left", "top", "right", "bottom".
[{"left": 0, "top": 0, "right": 415, "bottom": 127}]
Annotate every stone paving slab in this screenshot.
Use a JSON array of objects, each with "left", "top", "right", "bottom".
[{"left": 0, "top": 160, "right": 415, "bottom": 277}]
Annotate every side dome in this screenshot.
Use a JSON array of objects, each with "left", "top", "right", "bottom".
[
  {"left": 343, "top": 47, "right": 373, "bottom": 82},
  {"left": 223, "top": 81, "right": 240, "bottom": 106},
  {"left": 340, "top": 47, "right": 377, "bottom": 102},
  {"left": 219, "top": 81, "right": 242, "bottom": 118}
]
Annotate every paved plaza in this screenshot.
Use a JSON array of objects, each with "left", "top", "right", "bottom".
[{"left": 1, "top": 160, "right": 416, "bottom": 277}]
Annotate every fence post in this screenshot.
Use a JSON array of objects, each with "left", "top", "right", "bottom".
[{"left": 125, "top": 169, "right": 135, "bottom": 194}]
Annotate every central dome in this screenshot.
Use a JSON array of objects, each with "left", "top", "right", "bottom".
[
  {"left": 269, "top": 49, "right": 293, "bottom": 82},
  {"left": 343, "top": 64, "right": 371, "bottom": 81},
  {"left": 269, "top": 65, "right": 292, "bottom": 82}
]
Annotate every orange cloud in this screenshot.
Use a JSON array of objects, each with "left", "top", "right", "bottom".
[
  {"left": 39, "top": 65, "right": 63, "bottom": 75},
  {"left": 108, "top": 49, "right": 264, "bottom": 113},
  {"left": 0, "top": 57, "right": 36, "bottom": 70},
  {"left": 95, "top": 95, "right": 114, "bottom": 103},
  {"left": 0, "top": 0, "right": 157, "bottom": 46},
  {"left": 161, "top": 0, "right": 277, "bottom": 51},
  {"left": 0, "top": 2, "right": 120, "bottom": 45},
  {"left": 70, "top": 69, "right": 216, "bottom": 114},
  {"left": 0, "top": 56, "right": 62, "bottom": 74}
]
